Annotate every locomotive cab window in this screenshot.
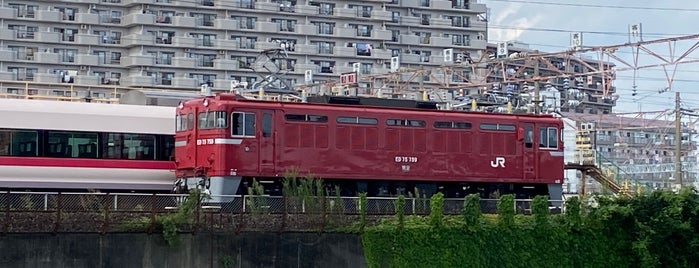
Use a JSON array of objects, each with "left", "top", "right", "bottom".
[
  {"left": 232, "top": 112, "right": 255, "bottom": 137},
  {"left": 539, "top": 127, "right": 559, "bottom": 149},
  {"left": 198, "top": 111, "right": 227, "bottom": 129}
]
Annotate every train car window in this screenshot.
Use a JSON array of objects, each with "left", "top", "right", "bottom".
[
  {"left": 337, "top": 116, "right": 378, "bottom": 125},
  {"left": 103, "top": 133, "right": 156, "bottom": 160},
  {"left": 434, "top": 121, "right": 472, "bottom": 129},
  {"left": 386, "top": 119, "right": 426, "bottom": 127},
  {"left": 47, "top": 131, "right": 98, "bottom": 158},
  {"left": 538, "top": 127, "right": 559, "bottom": 149},
  {"left": 524, "top": 126, "right": 533, "bottom": 148},
  {"left": 159, "top": 135, "right": 175, "bottom": 161},
  {"left": 480, "top": 123, "right": 516, "bottom": 131},
  {"left": 0, "top": 129, "right": 38, "bottom": 156},
  {"left": 285, "top": 114, "right": 328, "bottom": 122},
  {"left": 187, "top": 113, "right": 194, "bottom": 130},
  {"left": 232, "top": 112, "right": 255, "bottom": 137},
  {"left": 262, "top": 113, "right": 272, "bottom": 137}
]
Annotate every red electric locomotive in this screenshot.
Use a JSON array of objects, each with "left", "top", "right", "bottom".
[{"left": 174, "top": 94, "right": 564, "bottom": 199}]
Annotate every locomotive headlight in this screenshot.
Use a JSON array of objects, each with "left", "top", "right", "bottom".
[
  {"left": 177, "top": 102, "right": 184, "bottom": 109},
  {"left": 203, "top": 99, "right": 209, "bottom": 107}
]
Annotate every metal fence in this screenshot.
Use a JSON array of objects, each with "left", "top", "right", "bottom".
[{"left": 0, "top": 192, "right": 565, "bottom": 233}]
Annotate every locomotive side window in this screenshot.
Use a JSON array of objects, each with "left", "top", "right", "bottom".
[
  {"left": 539, "top": 127, "right": 559, "bottom": 149},
  {"left": 524, "top": 126, "right": 533, "bottom": 148},
  {"left": 0, "top": 129, "right": 38, "bottom": 156},
  {"left": 198, "top": 111, "right": 227, "bottom": 129},
  {"left": 232, "top": 112, "right": 255, "bottom": 137},
  {"left": 387, "top": 119, "right": 425, "bottom": 127},
  {"left": 262, "top": 113, "right": 272, "bottom": 137},
  {"left": 337, "top": 116, "right": 378, "bottom": 125},
  {"left": 434, "top": 121, "right": 472, "bottom": 129},
  {"left": 480, "top": 123, "right": 516, "bottom": 131},
  {"left": 285, "top": 114, "right": 328, "bottom": 122}
]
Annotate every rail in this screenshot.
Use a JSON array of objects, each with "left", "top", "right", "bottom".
[{"left": 0, "top": 192, "right": 564, "bottom": 233}]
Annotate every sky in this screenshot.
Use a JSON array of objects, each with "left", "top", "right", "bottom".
[{"left": 480, "top": 0, "right": 699, "bottom": 115}]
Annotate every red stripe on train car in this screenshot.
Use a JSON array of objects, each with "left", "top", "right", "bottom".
[{"left": 0, "top": 157, "right": 175, "bottom": 170}]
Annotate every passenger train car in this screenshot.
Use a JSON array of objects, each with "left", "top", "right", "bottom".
[
  {"left": 0, "top": 98, "right": 175, "bottom": 191},
  {"left": 175, "top": 94, "right": 565, "bottom": 199}
]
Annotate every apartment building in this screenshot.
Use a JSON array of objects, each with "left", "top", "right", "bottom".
[{"left": 0, "top": 0, "right": 486, "bottom": 98}]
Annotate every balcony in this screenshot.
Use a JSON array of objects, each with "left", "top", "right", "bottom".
[
  {"left": 295, "top": 5, "right": 318, "bottom": 15},
  {"left": 36, "top": 10, "right": 61, "bottom": 21},
  {"left": 173, "top": 36, "right": 197, "bottom": 47},
  {"left": 296, "top": 24, "right": 318, "bottom": 35},
  {"left": 335, "top": 27, "right": 356, "bottom": 38},
  {"left": 36, "top": 52, "right": 61, "bottom": 64},
  {"left": 214, "top": 19, "right": 237, "bottom": 30},
  {"left": 172, "top": 57, "right": 196, "bottom": 68},
  {"left": 371, "top": 30, "right": 392, "bottom": 41},
  {"left": 295, "top": 44, "right": 316, "bottom": 54},
  {"left": 430, "top": 37, "right": 452, "bottom": 46},
  {"left": 172, "top": 16, "right": 196, "bottom": 27},
  {"left": 0, "top": 50, "right": 14, "bottom": 61},
  {"left": 0, "top": 8, "right": 16, "bottom": 19},
  {"left": 215, "top": 39, "right": 239, "bottom": 50},
  {"left": 121, "top": 76, "right": 155, "bottom": 87},
  {"left": 334, "top": 47, "right": 356, "bottom": 57},
  {"left": 75, "top": 34, "right": 100, "bottom": 45},
  {"left": 122, "top": 13, "right": 155, "bottom": 26},
  {"left": 35, "top": 32, "right": 61, "bottom": 43},
  {"left": 370, "top": 10, "right": 392, "bottom": 21},
  {"left": 256, "top": 22, "right": 279, "bottom": 33},
  {"left": 334, "top": 8, "right": 355, "bottom": 18},
  {"left": 173, "top": 77, "right": 197, "bottom": 88},
  {"left": 76, "top": 54, "right": 99, "bottom": 66},
  {"left": 75, "top": 13, "right": 99, "bottom": 24},
  {"left": 0, "top": 29, "right": 15, "bottom": 40},
  {"left": 122, "top": 34, "right": 155, "bottom": 46},
  {"left": 122, "top": 55, "right": 155, "bottom": 66},
  {"left": 213, "top": 59, "right": 238, "bottom": 70}
]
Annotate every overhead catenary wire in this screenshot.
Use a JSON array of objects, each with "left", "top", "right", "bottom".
[{"left": 484, "top": 0, "right": 699, "bottom": 12}]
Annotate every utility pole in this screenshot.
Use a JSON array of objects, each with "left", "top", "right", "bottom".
[
  {"left": 675, "top": 91, "right": 682, "bottom": 188},
  {"left": 533, "top": 60, "right": 540, "bottom": 114}
]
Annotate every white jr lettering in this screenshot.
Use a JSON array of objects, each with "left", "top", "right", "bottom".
[{"left": 490, "top": 157, "right": 506, "bottom": 168}]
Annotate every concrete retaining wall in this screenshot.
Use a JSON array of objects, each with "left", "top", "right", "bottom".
[{"left": 0, "top": 233, "right": 367, "bottom": 268}]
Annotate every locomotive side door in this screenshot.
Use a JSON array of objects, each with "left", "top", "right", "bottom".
[
  {"left": 521, "top": 123, "right": 537, "bottom": 180},
  {"left": 258, "top": 110, "right": 275, "bottom": 174}
]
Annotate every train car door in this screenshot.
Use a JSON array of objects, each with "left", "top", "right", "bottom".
[
  {"left": 521, "top": 123, "right": 536, "bottom": 180},
  {"left": 258, "top": 110, "right": 275, "bottom": 174}
]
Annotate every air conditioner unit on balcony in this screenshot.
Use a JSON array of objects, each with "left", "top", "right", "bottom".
[
  {"left": 219, "top": 50, "right": 226, "bottom": 55},
  {"left": 80, "top": 24, "right": 88, "bottom": 30},
  {"left": 79, "top": 66, "right": 88, "bottom": 71}
]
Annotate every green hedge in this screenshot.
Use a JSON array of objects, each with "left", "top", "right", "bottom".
[{"left": 362, "top": 189, "right": 699, "bottom": 268}]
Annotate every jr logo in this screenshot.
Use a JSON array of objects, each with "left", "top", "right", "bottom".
[{"left": 490, "top": 157, "right": 506, "bottom": 168}]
